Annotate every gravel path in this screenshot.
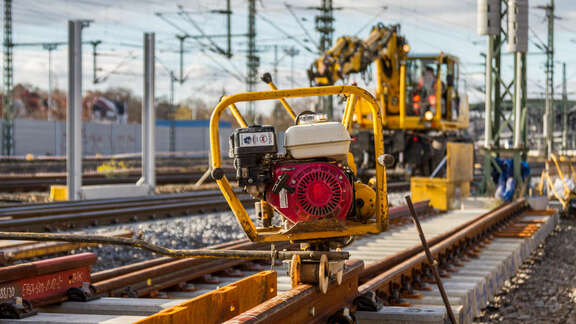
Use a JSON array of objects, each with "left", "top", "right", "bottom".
[{"left": 474, "top": 218, "right": 576, "bottom": 323}]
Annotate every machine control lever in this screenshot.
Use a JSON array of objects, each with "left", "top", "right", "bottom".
[{"left": 272, "top": 173, "right": 295, "bottom": 194}]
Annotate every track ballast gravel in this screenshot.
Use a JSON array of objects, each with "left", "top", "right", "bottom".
[{"left": 474, "top": 218, "right": 576, "bottom": 324}]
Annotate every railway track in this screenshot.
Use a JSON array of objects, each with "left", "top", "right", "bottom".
[
  {"left": 0, "top": 190, "right": 253, "bottom": 232},
  {"left": 0, "top": 198, "right": 559, "bottom": 323},
  {"left": 0, "top": 181, "right": 410, "bottom": 232},
  {"left": 0, "top": 171, "right": 410, "bottom": 193},
  {"left": 0, "top": 169, "right": 232, "bottom": 193},
  {"left": 0, "top": 201, "right": 432, "bottom": 320}
]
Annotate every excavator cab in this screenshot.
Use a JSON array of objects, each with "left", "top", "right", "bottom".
[
  {"left": 405, "top": 54, "right": 461, "bottom": 124},
  {"left": 377, "top": 53, "right": 468, "bottom": 131},
  {"left": 350, "top": 51, "right": 468, "bottom": 132}
]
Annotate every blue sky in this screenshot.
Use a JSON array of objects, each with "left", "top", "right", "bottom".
[{"left": 6, "top": 0, "right": 576, "bottom": 115}]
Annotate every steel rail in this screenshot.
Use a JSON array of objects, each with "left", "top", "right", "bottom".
[
  {"left": 225, "top": 260, "right": 365, "bottom": 324},
  {"left": 0, "top": 195, "right": 255, "bottom": 232},
  {"left": 360, "top": 199, "right": 525, "bottom": 282},
  {"left": 223, "top": 199, "right": 528, "bottom": 323},
  {"left": 357, "top": 199, "right": 527, "bottom": 299},
  {"left": 90, "top": 239, "right": 253, "bottom": 283},
  {"left": 0, "top": 190, "right": 240, "bottom": 218}
]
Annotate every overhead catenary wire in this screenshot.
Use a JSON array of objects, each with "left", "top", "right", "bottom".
[
  {"left": 258, "top": 13, "right": 315, "bottom": 54},
  {"left": 353, "top": 6, "right": 388, "bottom": 36},
  {"left": 94, "top": 50, "right": 139, "bottom": 83},
  {"left": 177, "top": 6, "right": 228, "bottom": 57},
  {"left": 284, "top": 2, "right": 320, "bottom": 53}
]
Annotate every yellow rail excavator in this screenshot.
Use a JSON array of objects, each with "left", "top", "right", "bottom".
[{"left": 308, "top": 24, "right": 469, "bottom": 176}]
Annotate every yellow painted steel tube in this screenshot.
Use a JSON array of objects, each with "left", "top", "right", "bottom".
[
  {"left": 551, "top": 154, "right": 569, "bottom": 191},
  {"left": 266, "top": 82, "right": 297, "bottom": 121},
  {"left": 228, "top": 103, "right": 248, "bottom": 128},
  {"left": 342, "top": 94, "right": 358, "bottom": 130}
]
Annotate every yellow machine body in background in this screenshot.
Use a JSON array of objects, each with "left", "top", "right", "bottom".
[
  {"left": 411, "top": 143, "right": 473, "bottom": 210},
  {"left": 309, "top": 24, "right": 468, "bottom": 133}
]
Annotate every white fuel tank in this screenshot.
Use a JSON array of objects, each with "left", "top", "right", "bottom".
[{"left": 284, "top": 122, "right": 351, "bottom": 160}]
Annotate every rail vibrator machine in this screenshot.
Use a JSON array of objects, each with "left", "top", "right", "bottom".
[{"left": 209, "top": 86, "right": 390, "bottom": 293}]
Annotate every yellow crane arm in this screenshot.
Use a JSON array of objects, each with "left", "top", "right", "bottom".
[{"left": 307, "top": 24, "right": 407, "bottom": 87}]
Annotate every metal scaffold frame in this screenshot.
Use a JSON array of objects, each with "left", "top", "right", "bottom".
[
  {"left": 245, "top": 0, "right": 258, "bottom": 122},
  {"left": 316, "top": 0, "right": 335, "bottom": 120},
  {"left": 2, "top": 0, "right": 14, "bottom": 156},
  {"left": 480, "top": 0, "right": 528, "bottom": 195}
]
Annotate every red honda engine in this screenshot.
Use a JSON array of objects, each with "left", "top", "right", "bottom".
[
  {"left": 266, "top": 162, "right": 353, "bottom": 224},
  {"left": 229, "top": 119, "right": 370, "bottom": 229}
]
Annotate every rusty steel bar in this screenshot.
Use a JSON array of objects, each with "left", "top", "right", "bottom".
[
  {"left": 124, "top": 259, "right": 247, "bottom": 298},
  {"left": 388, "top": 200, "right": 432, "bottom": 224},
  {"left": 406, "top": 196, "right": 457, "bottom": 324},
  {"left": 360, "top": 199, "right": 526, "bottom": 282},
  {"left": 0, "top": 232, "right": 349, "bottom": 261},
  {"left": 91, "top": 257, "right": 172, "bottom": 283},
  {"left": 0, "top": 253, "right": 96, "bottom": 283},
  {"left": 95, "top": 258, "right": 229, "bottom": 294}
]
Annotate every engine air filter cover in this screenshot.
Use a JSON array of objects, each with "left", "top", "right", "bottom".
[{"left": 266, "top": 162, "right": 353, "bottom": 224}]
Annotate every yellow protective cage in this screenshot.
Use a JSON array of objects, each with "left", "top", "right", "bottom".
[{"left": 209, "top": 85, "right": 389, "bottom": 243}]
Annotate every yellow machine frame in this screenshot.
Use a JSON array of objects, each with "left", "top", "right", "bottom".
[{"left": 209, "top": 85, "right": 388, "bottom": 243}]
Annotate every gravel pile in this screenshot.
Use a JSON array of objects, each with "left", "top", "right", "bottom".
[{"left": 474, "top": 218, "right": 576, "bottom": 323}]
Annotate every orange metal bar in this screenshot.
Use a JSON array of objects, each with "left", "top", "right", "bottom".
[{"left": 135, "top": 271, "right": 277, "bottom": 324}]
